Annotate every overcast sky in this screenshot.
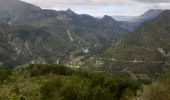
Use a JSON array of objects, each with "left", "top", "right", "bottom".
[{"left": 20, "top": 0, "right": 170, "bottom": 17}]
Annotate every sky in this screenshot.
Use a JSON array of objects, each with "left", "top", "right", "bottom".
[{"left": 20, "top": 0, "right": 170, "bottom": 17}]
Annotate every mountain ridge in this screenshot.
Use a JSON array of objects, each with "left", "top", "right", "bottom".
[
  {"left": 83, "top": 10, "right": 170, "bottom": 78},
  {"left": 0, "top": 0, "right": 127, "bottom": 67}
]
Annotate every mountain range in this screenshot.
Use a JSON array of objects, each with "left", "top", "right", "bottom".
[
  {"left": 0, "top": 0, "right": 166, "bottom": 68},
  {"left": 1, "top": 0, "right": 170, "bottom": 99},
  {"left": 0, "top": 0, "right": 129, "bottom": 67}
]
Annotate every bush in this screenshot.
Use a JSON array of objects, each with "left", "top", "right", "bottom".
[
  {"left": 0, "top": 67, "right": 11, "bottom": 83},
  {"left": 28, "top": 64, "right": 74, "bottom": 76},
  {"left": 40, "top": 69, "right": 142, "bottom": 100}
]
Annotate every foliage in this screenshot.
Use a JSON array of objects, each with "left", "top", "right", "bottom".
[
  {"left": 27, "top": 64, "right": 74, "bottom": 76},
  {"left": 36, "top": 64, "right": 142, "bottom": 100},
  {"left": 0, "top": 64, "right": 142, "bottom": 100},
  {"left": 97, "top": 10, "right": 170, "bottom": 79},
  {"left": 0, "top": 66, "right": 11, "bottom": 83},
  {"left": 140, "top": 68, "right": 170, "bottom": 100}
]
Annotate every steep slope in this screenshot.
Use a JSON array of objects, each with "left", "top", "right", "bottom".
[
  {"left": 0, "top": 0, "right": 60, "bottom": 24},
  {"left": 0, "top": 0, "right": 127, "bottom": 67},
  {"left": 120, "top": 9, "right": 163, "bottom": 31},
  {"left": 104, "top": 10, "right": 170, "bottom": 61},
  {"left": 130, "top": 9, "right": 163, "bottom": 23},
  {"left": 85, "top": 10, "right": 170, "bottom": 78}
]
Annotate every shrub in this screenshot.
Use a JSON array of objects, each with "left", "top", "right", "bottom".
[
  {"left": 0, "top": 67, "right": 11, "bottom": 83},
  {"left": 28, "top": 64, "right": 74, "bottom": 76},
  {"left": 40, "top": 69, "right": 142, "bottom": 100}
]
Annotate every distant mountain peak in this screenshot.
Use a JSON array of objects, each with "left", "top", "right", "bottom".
[
  {"left": 123, "top": 9, "right": 164, "bottom": 31},
  {"left": 141, "top": 9, "right": 163, "bottom": 17},
  {"left": 102, "top": 15, "right": 116, "bottom": 22},
  {"left": 147, "top": 9, "right": 162, "bottom": 12},
  {"left": 66, "top": 8, "right": 76, "bottom": 15}
]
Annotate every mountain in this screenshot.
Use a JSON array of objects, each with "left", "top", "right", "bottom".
[
  {"left": 0, "top": 0, "right": 128, "bottom": 67},
  {"left": 130, "top": 9, "right": 163, "bottom": 23},
  {"left": 121, "top": 9, "right": 163, "bottom": 31},
  {"left": 85, "top": 10, "right": 170, "bottom": 78}
]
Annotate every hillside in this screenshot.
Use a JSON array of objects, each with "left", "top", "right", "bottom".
[
  {"left": 120, "top": 9, "right": 163, "bottom": 31},
  {"left": 83, "top": 10, "right": 170, "bottom": 78},
  {"left": 0, "top": 0, "right": 128, "bottom": 67}
]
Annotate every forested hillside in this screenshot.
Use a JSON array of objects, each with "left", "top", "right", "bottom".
[{"left": 83, "top": 10, "right": 170, "bottom": 79}]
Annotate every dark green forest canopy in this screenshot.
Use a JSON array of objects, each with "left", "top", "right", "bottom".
[{"left": 0, "top": 64, "right": 142, "bottom": 100}]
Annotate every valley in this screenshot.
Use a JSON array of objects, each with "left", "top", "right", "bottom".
[{"left": 0, "top": 0, "right": 170, "bottom": 100}]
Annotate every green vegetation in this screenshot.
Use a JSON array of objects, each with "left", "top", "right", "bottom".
[
  {"left": 0, "top": 64, "right": 142, "bottom": 100},
  {"left": 28, "top": 64, "right": 74, "bottom": 76},
  {"left": 0, "top": 1, "right": 170, "bottom": 99},
  {"left": 83, "top": 10, "right": 170, "bottom": 79},
  {"left": 81, "top": 11, "right": 170, "bottom": 100},
  {"left": 0, "top": 66, "right": 11, "bottom": 84},
  {"left": 139, "top": 68, "right": 170, "bottom": 100}
]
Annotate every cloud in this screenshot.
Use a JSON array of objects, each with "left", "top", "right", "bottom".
[
  {"left": 134, "top": 0, "right": 170, "bottom": 3},
  {"left": 21, "top": 0, "right": 133, "bottom": 7},
  {"left": 20, "top": 0, "right": 170, "bottom": 16}
]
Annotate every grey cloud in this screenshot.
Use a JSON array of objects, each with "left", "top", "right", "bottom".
[
  {"left": 20, "top": 0, "right": 170, "bottom": 16},
  {"left": 20, "top": 0, "right": 133, "bottom": 7},
  {"left": 134, "top": 0, "right": 170, "bottom": 3}
]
